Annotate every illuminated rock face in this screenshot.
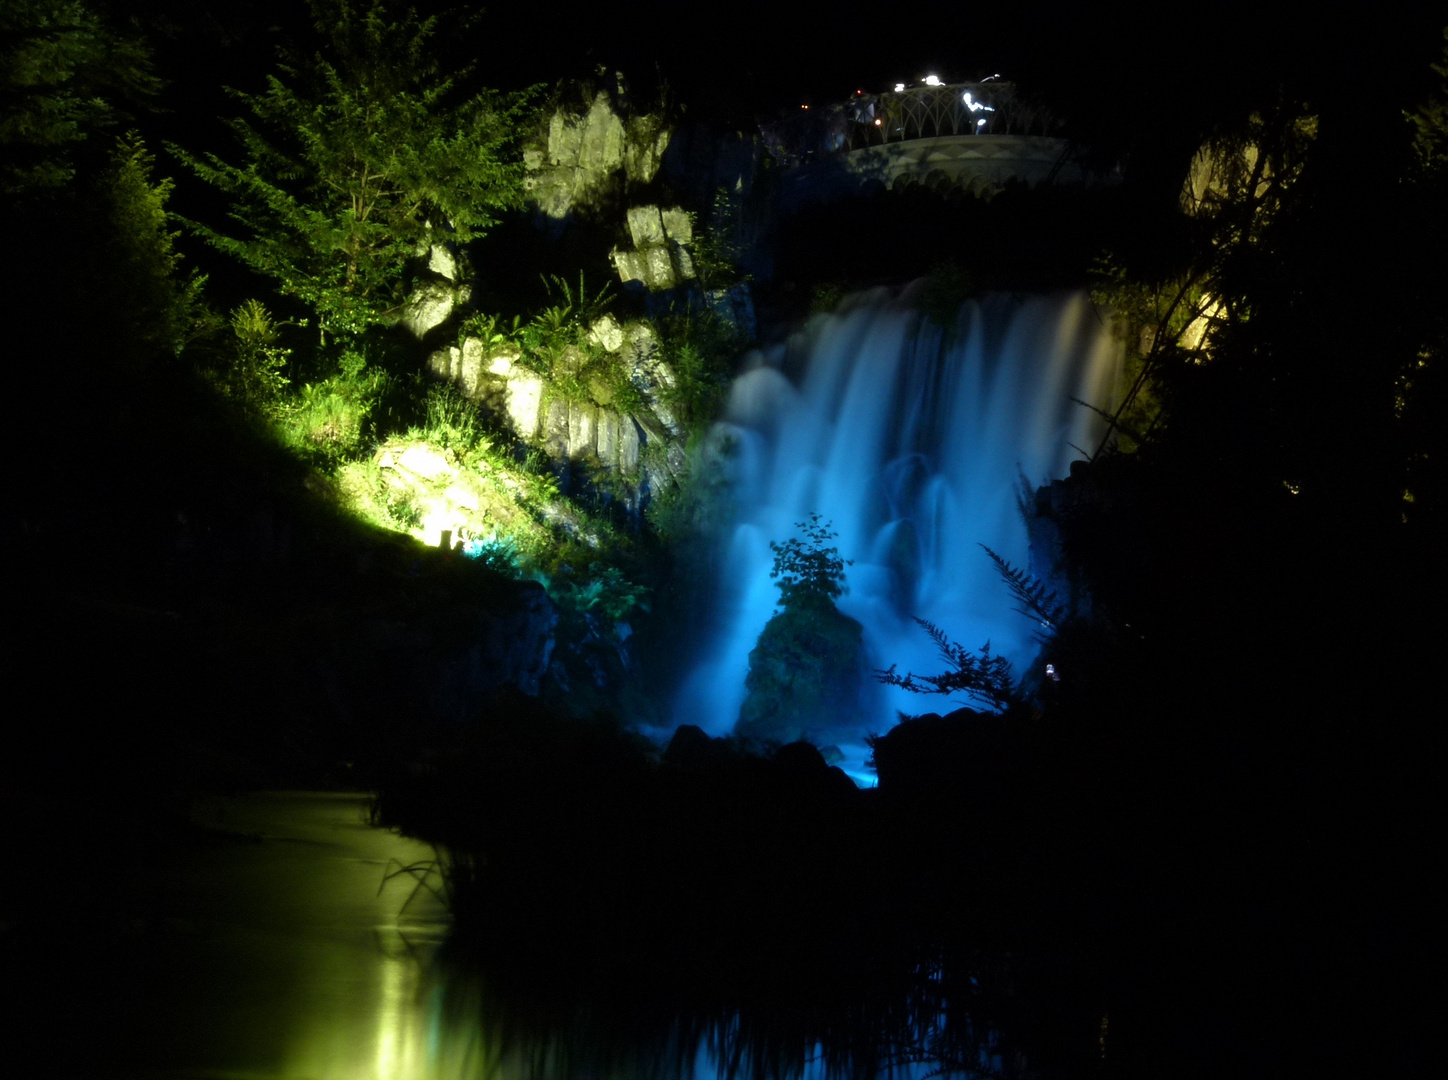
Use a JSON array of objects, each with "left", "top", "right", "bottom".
[
  {"left": 611, "top": 203, "right": 697, "bottom": 292},
  {"left": 523, "top": 91, "right": 671, "bottom": 224},
  {"left": 675, "top": 290, "right": 1122, "bottom": 782},
  {"left": 402, "top": 279, "right": 467, "bottom": 339},
  {"left": 426, "top": 316, "right": 687, "bottom": 498}
]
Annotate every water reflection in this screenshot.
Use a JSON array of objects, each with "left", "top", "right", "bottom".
[{"left": 52, "top": 792, "right": 1022, "bottom": 1079}]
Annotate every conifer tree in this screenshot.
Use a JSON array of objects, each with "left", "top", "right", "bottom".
[{"left": 172, "top": 0, "right": 531, "bottom": 338}]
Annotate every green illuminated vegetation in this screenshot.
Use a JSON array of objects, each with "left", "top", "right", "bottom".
[
  {"left": 0, "top": 0, "right": 159, "bottom": 194},
  {"left": 171, "top": 0, "right": 532, "bottom": 338}
]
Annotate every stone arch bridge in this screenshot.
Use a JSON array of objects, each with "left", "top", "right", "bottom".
[{"left": 774, "top": 81, "right": 1106, "bottom": 206}]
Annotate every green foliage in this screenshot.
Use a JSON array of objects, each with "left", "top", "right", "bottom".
[
  {"left": 875, "top": 548, "right": 1066, "bottom": 712},
  {"left": 656, "top": 309, "right": 743, "bottom": 431},
  {"left": 171, "top": 0, "right": 532, "bottom": 337},
  {"left": 876, "top": 619, "right": 1021, "bottom": 713},
  {"left": 461, "top": 310, "right": 522, "bottom": 350},
  {"left": 1088, "top": 105, "right": 1319, "bottom": 457},
  {"left": 0, "top": 0, "right": 159, "bottom": 195},
  {"left": 465, "top": 533, "right": 522, "bottom": 574},
  {"left": 508, "top": 273, "right": 639, "bottom": 407},
  {"left": 769, "top": 514, "right": 851, "bottom": 613},
  {"left": 552, "top": 563, "right": 651, "bottom": 623},
  {"left": 93, "top": 132, "right": 205, "bottom": 368},
  {"left": 211, "top": 299, "right": 291, "bottom": 415},
  {"left": 689, "top": 186, "right": 748, "bottom": 291},
  {"left": 278, "top": 346, "right": 386, "bottom": 465},
  {"left": 418, "top": 383, "right": 480, "bottom": 450},
  {"left": 1406, "top": 27, "right": 1448, "bottom": 177}
]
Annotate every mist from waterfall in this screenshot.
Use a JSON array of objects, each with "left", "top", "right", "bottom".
[{"left": 673, "top": 288, "right": 1122, "bottom": 783}]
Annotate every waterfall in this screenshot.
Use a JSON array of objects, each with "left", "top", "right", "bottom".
[{"left": 673, "top": 288, "right": 1122, "bottom": 783}]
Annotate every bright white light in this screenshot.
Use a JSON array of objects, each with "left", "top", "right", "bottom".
[
  {"left": 1046, "top": 663, "right": 1059, "bottom": 681},
  {"left": 982, "top": 73, "right": 1001, "bottom": 82},
  {"left": 976, "top": 118, "right": 987, "bottom": 128},
  {"left": 962, "top": 92, "right": 995, "bottom": 113},
  {"left": 894, "top": 82, "right": 906, "bottom": 93},
  {"left": 924, "top": 74, "right": 942, "bottom": 86}
]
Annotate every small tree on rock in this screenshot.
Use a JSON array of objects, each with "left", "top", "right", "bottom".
[
  {"left": 768, "top": 513, "right": 851, "bottom": 612},
  {"left": 738, "top": 516, "right": 866, "bottom": 744}
]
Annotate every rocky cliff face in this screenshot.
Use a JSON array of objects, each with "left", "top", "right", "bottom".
[
  {"left": 523, "top": 90, "right": 672, "bottom": 227},
  {"left": 426, "top": 315, "right": 688, "bottom": 503}
]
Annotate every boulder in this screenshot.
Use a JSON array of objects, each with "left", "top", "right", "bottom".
[
  {"left": 505, "top": 372, "right": 544, "bottom": 438},
  {"left": 576, "top": 93, "right": 626, "bottom": 173},
  {"left": 643, "top": 244, "right": 676, "bottom": 290},
  {"left": 427, "top": 344, "right": 460, "bottom": 383},
  {"left": 457, "top": 337, "right": 485, "bottom": 397},
  {"left": 623, "top": 115, "right": 671, "bottom": 183},
  {"left": 627, "top": 205, "right": 667, "bottom": 247},
  {"left": 526, "top": 93, "right": 671, "bottom": 223},
  {"left": 610, "top": 248, "right": 648, "bottom": 287},
  {"left": 614, "top": 205, "right": 698, "bottom": 291},
  {"left": 664, "top": 723, "right": 729, "bottom": 769},
  {"left": 619, "top": 418, "right": 642, "bottom": 474},
  {"left": 706, "top": 284, "right": 757, "bottom": 339},
  {"left": 426, "top": 243, "right": 458, "bottom": 282},
  {"left": 660, "top": 207, "right": 693, "bottom": 243},
  {"left": 402, "top": 280, "right": 460, "bottom": 339},
  {"left": 587, "top": 313, "right": 625, "bottom": 353},
  {"left": 736, "top": 602, "right": 871, "bottom": 745}
]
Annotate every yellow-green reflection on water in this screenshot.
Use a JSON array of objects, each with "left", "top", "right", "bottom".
[
  {"left": 164, "top": 791, "right": 456, "bottom": 1080},
  {"left": 64, "top": 791, "right": 971, "bottom": 1080}
]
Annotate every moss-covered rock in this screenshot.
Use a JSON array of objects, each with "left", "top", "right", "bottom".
[{"left": 736, "top": 602, "right": 870, "bottom": 744}]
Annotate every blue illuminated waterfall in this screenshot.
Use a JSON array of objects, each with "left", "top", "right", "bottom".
[{"left": 673, "top": 288, "right": 1122, "bottom": 782}]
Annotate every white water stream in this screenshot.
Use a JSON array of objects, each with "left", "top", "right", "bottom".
[{"left": 674, "top": 289, "right": 1121, "bottom": 780}]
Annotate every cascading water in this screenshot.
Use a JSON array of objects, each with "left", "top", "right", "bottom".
[{"left": 673, "top": 287, "right": 1122, "bottom": 784}]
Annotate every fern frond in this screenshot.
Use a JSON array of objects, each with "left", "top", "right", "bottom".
[
  {"left": 874, "top": 619, "right": 1020, "bottom": 711},
  {"left": 979, "top": 545, "right": 1068, "bottom": 638}
]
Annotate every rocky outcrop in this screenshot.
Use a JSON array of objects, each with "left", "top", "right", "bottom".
[
  {"left": 426, "top": 317, "right": 687, "bottom": 494},
  {"left": 402, "top": 279, "right": 470, "bottom": 340},
  {"left": 736, "top": 602, "right": 873, "bottom": 745},
  {"left": 523, "top": 91, "right": 672, "bottom": 224},
  {"left": 611, "top": 204, "right": 697, "bottom": 292}
]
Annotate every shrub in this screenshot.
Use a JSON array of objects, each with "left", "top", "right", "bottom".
[{"left": 769, "top": 514, "right": 851, "bottom": 612}]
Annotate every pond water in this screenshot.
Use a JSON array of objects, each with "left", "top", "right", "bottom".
[{"left": 22, "top": 792, "right": 1008, "bottom": 1080}]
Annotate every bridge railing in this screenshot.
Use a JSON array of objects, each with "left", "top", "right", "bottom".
[
  {"left": 761, "top": 82, "right": 1063, "bottom": 168},
  {"left": 839, "top": 82, "right": 1057, "bottom": 150}
]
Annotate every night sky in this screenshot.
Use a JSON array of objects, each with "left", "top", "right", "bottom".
[{"left": 128, "top": 1, "right": 1446, "bottom": 160}]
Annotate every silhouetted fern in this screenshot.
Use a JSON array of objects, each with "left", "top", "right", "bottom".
[
  {"left": 979, "top": 544, "right": 1068, "bottom": 642},
  {"left": 875, "top": 619, "right": 1020, "bottom": 712}
]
